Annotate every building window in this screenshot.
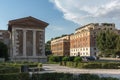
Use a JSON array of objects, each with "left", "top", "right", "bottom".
[
  {"left": 83, "top": 53, "right": 85, "bottom": 55},
  {"left": 86, "top": 48, "right": 88, "bottom": 50},
  {"left": 86, "top": 52, "right": 88, "bottom": 55},
  {"left": 74, "top": 53, "right": 75, "bottom": 55},
  {"left": 83, "top": 48, "right": 85, "bottom": 51},
  {"left": 104, "top": 28, "right": 106, "bottom": 30},
  {"left": 94, "top": 48, "right": 96, "bottom": 50},
  {"left": 94, "top": 52, "right": 96, "bottom": 56},
  {"left": 80, "top": 53, "right": 82, "bottom": 55}
]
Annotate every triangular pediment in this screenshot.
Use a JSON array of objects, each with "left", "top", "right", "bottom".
[{"left": 8, "top": 16, "right": 49, "bottom": 30}]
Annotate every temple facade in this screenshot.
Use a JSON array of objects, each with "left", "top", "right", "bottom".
[{"left": 0, "top": 16, "right": 48, "bottom": 62}]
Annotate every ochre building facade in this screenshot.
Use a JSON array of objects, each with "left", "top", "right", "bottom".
[
  {"left": 51, "top": 35, "right": 70, "bottom": 56},
  {"left": 51, "top": 23, "right": 117, "bottom": 57}
]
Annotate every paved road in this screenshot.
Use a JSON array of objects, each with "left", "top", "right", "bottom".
[
  {"left": 42, "top": 64, "right": 120, "bottom": 74},
  {"left": 33, "top": 64, "right": 120, "bottom": 79}
]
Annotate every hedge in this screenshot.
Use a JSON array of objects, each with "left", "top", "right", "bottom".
[
  {"left": 32, "top": 73, "right": 119, "bottom": 80},
  {"left": 60, "top": 61, "right": 120, "bottom": 69},
  {"left": 62, "top": 56, "right": 69, "bottom": 61},
  {"left": 0, "top": 67, "right": 20, "bottom": 74},
  {"left": 32, "top": 73, "right": 73, "bottom": 80},
  {"left": 48, "top": 56, "right": 81, "bottom": 62},
  {"left": 0, "top": 62, "right": 42, "bottom": 74},
  {"left": 0, "top": 73, "right": 29, "bottom": 80},
  {"left": 0, "top": 62, "right": 41, "bottom": 68},
  {"left": 74, "top": 57, "right": 82, "bottom": 62}
]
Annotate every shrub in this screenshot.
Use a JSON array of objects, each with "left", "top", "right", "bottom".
[
  {"left": 37, "top": 63, "right": 42, "bottom": 68},
  {"left": 48, "top": 56, "right": 58, "bottom": 62},
  {"left": 79, "top": 74, "right": 100, "bottom": 80},
  {"left": 66, "top": 62, "right": 73, "bottom": 67},
  {"left": 101, "top": 77, "right": 119, "bottom": 80},
  {"left": 62, "top": 56, "right": 69, "bottom": 61},
  {"left": 48, "top": 56, "right": 63, "bottom": 62},
  {"left": 82, "top": 62, "right": 102, "bottom": 69},
  {"left": 101, "top": 62, "right": 120, "bottom": 69},
  {"left": 0, "top": 62, "right": 42, "bottom": 74},
  {"left": 69, "top": 56, "right": 75, "bottom": 61},
  {"left": 74, "top": 57, "right": 82, "bottom": 62},
  {"left": 32, "top": 73, "right": 73, "bottom": 80},
  {"left": 61, "top": 62, "right": 120, "bottom": 69},
  {"left": 48, "top": 56, "right": 83, "bottom": 63},
  {"left": 0, "top": 67, "right": 20, "bottom": 74},
  {"left": 31, "top": 73, "right": 119, "bottom": 80},
  {"left": 55, "top": 56, "right": 62, "bottom": 62},
  {"left": 0, "top": 73, "right": 29, "bottom": 80}
]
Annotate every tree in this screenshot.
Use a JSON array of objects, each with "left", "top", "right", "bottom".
[
  {"left": 62, "top": 56, "right": 69, "bottom": 61},
  {"left": 61, "top": 34, "right": 67, "bottom": 37},
  {"left": 96, "top": 30, "right": 118, "bottom": 57},
  {"left": 115, "top": 36, "right": 120, "bottom": 57},
  {"left": 116, "top": 36, "right": 120, "bottom": 51},
  {"left": 0, "top": 41, "right": 9, "bottom": 61},
  {"left": 45, "top": 40, "right": 52, "bottom": 56},
  {"left": 74, "top": 57, "right": 82, "bottom": 62}
]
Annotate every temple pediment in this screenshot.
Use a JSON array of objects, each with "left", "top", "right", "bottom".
[{"left": 8, "top": 16, "right": 49, "bottom": 30}]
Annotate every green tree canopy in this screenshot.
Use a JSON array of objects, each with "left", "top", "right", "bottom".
[
  {"left": 45, "top": 40, "right": 52, "bottom": 56},
  {"left": 0, "top": 41, "right": 9, "bottom": 61},
  {"left": 96, "top": 30, "right": 120, "bottom": 57}
]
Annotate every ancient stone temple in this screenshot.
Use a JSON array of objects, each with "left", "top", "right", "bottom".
[{"left": 7, "top": 16, "right": 48, "bottom": 62}]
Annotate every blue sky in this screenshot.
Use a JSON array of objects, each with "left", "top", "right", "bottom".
[{"left": 0, "top": 0, "right": 120, "bottom": 42}]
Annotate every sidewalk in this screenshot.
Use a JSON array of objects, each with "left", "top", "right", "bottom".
[{"left": 100, "top": 58, "right": 120, "bottom": 61}]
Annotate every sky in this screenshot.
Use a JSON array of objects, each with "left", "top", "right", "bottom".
[{"left": 0, "top": 0, "right": 120, "bottom": 42}]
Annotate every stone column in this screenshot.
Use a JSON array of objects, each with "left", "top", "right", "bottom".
[
  {"left": 42, "top": 30, "right": 45, "bottom": 56},
  {"left": 33, "top": 30, "right": 36, "bottom": 57},
  {"left": 23, "top": 30, "right": 26, "bottom": 57},
  {"left": 12, "top": 28, "right": 16, "bottom": 57}
]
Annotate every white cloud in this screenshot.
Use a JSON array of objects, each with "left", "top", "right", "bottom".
[{"left": 50, "top": 0, "right": 120, "bottom": 27}]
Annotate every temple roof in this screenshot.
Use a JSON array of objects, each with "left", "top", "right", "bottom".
[{"left": 8, "top": 16, "right": 49, "bottom": 30}]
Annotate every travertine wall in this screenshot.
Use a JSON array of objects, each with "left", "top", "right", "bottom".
[{"left": 8, "top": 16, "right": 48, "bottom": 62}]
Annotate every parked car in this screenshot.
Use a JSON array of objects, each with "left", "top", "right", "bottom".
[{"left": 81, "top": 56, "right": 97, "bottom": 61}]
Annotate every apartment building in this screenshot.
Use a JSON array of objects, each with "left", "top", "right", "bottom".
[
  {"left": 0, "top": 30, "right": 10, "bottom": 46},
  {"left": 70, "top": 23, "right": 116, "bottom": 57},
  {"left": 51, "top": 23, "right": 117, "bottom": 57},
  {"left": 51, "top": 35, "right": 70, "bottom": 56}
]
